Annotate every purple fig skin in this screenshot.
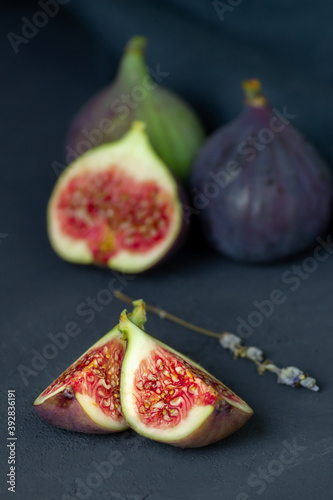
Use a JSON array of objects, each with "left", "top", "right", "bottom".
[
  {"left": 191, "top": 81, "right": 333, "bottom": 262},
  {"left": 66, "top": 85, "right": 133, "bottom": 163},
  {"left": 33, "top": 389, "right": 115, "bottom": 434}
]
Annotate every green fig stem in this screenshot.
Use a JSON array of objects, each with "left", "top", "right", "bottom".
[
  {"left": 114, "top": 291, "right": 319, "bottom": 392},
  {"left": 117, "top": 36, "right": 151, "bottom": 87},
  {"left": 242, "top": 79, "right": 267, "bottom": 108},
  {"left": 128, "top": 298, "right": 147, "bottom": 330},
  {"left": 119, "top": 37, "right": 170, "bottom": 169},
  {"left": 124, "top": 36, "right": 147, "bottom": 55},
  {"left": 117, "top": 37, "right": 161, "bottom": 145}
]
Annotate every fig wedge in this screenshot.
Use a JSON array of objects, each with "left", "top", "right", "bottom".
[
  {"left": 119, "top": 301, "right": 253, "bottom": 448},
  {"left": 33, "top": 302, "right": 146, "bottom": 433}
]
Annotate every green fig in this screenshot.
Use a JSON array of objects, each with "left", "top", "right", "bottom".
[{"left": 66, "top": 36, "right": 205, "bottom": 182}]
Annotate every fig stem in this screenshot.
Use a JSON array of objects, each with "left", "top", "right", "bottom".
[
  {"left": 124, "top": 35, "right": 147, "bottom": 55},
  {"left": 118, "top": 35, "right": 150, "bottom": 88},
  {"left": 242, "top": 79, "right": 267, "bottom": 107},
  {"left": 114, "top": 291, "right": 319, "bottom": 392}
]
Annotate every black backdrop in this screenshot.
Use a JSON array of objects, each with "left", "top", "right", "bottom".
[{"left": 1, "top": 1, "right": 333, "bottom": 499}]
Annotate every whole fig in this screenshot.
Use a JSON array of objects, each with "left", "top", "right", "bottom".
[
  {"left": 67, "top": 36, "right": 205, "bottom": 182},
  {"left": 191, "top": 79, "right": 333, "bottom": 262}
]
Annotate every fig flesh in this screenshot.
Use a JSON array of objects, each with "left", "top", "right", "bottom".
[
  {"left": 191, "top": 79, "right": 333, "bottom": 262},
  {"left": 33, "top": 302, "right": 146, "bottom": 433},
  {"left": 119, "top": 302, "right": 253, "bottom": 448},
  {"left": 67, "top": 36, "right": 205, "bottom": 182},
  {"left": 48, "top": 122, "right": 187, "bottom": 273}
]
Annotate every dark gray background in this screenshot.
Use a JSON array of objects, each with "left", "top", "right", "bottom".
[{"left": 1, "top": 1, "right": 333, "bottom": 499}]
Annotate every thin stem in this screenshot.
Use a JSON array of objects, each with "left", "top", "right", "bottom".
[{"left": 113, "top": 291, "right": 221, "bottom": 339}]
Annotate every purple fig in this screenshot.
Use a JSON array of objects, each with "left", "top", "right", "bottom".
[
  {"left": 191, "top": 79, "right": 333, "bottom": 262},
  {"left": 66, "top": 36, "right": 205, "bottom": 182},
  {"left": 48, "top": 122, "right": 188, "bottom": 273}
]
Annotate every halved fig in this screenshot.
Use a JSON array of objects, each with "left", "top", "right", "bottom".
[
  {"left": 33, "top": 303, "right": 146, "bottom": 433},
  {"left": 119, "top": 302, "right": 253, "bottom": 448},
  {"left": 48, "top": 122, "right": 187, "bottom": 273}
]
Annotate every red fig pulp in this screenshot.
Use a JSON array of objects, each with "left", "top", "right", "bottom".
[
  {"left": 191, "top": 79, "right": 333, "bottom": 262},
  {"left": 120, "top": 302, "right": 253, "bottom": 448}
]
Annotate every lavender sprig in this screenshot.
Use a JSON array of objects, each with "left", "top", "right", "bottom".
[
  {"left": 219, "top": 332, "right": 319, "bottom": 391},
  {"left": 114, "top": 291, "right": 319, "bottom": 392}
]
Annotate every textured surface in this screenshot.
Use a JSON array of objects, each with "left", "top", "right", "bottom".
[{"left": 1, "top": 1, "right": 333, "bottom": 499}]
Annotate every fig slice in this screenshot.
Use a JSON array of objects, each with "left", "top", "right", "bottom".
[
  {"left": 48, "top": 121, "right": 187, "bottom": 273},
  {"left": 119, "top": 301, "right": 253, "bottom": 448},
  {"left": 33, "top": 302, "right": 146, "bottom": 433}
]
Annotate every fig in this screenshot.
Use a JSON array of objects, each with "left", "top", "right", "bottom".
[
  {"left": 67, "top": 36, "right": 205, "bottom": 182},
  {"left": 191, "top": 79, "right": 333, "bottom": 262},
  {"left": 33, "top": 302, "right": 146, "bottom": 433},
  {"left": 119, "top": 301, "right": 253, "bottom": 448},
  {"left": 48, "top": 121, "right": 187, "bottom": 273}
]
